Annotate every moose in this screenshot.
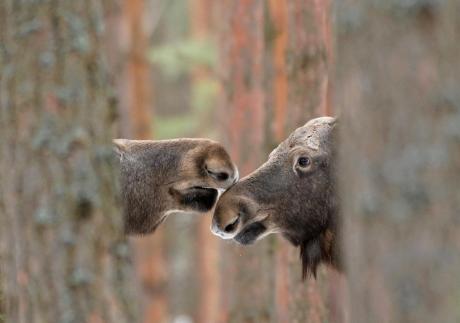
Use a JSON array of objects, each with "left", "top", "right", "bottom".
[
  {"left": 114, "top": 138, "right": 238, "bottom": 234},
  {"left": 211, "top": 117, "right": 339, "bottom": 277}
]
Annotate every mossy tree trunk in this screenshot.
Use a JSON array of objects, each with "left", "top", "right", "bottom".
[
  {"left": 0, "top": 1, "right": 139, "bottom": 322},
  {"left": 337, "top": 0, "right": 460, "bottom": 322}
]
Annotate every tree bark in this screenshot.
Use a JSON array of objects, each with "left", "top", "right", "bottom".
[
  {"left": 0, "top": 1, "right": 139, "bottom": 322},
  {"left": 217, "top": 0, "right": 345, "bottom": 321},
  {"left": 118, "top": 0, "right": 168, "bottom": 322},
  {"left": 337, "top": 1, "right": 460, "bottom": 322},
  {"left": 189, "top": 0, "right": 222, "bottom": 322},
  {"left": 217, "top": 1, "right": 277, "bottom": 322},
  {"left": 284, "top": 0, "right": 333, "bottom": 130},
  {"left": 267, "top": 1, "right": 348, "bottom": 322}
]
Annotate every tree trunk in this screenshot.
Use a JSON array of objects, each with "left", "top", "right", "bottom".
[
  {"left": 217, "top": 0, "right": 345, "bottom": 321},
  {"left": 0, "top": 1, "right": 139, "bottom": 322},
  {"left": 217, "top": 1, "right": 277, "bottom": 322},
  {"left": 284, "top": 0, "right": 333, "bottom": 130},
  {"left": 189, "top": 0, "right": 222, "bottom": 322},
  {"left": 266, "top": 1, "right": 348, "bottom": 322},
  {"left": 118, "top": 0, "right": 168, "bottom": 322},
  {"left": 337, "top": 1, "right": 460, "bottom": 322}
]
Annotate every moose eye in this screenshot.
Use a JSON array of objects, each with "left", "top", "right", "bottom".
[{"left": 297, "top": 157, "right": 311, "bottom": 168}]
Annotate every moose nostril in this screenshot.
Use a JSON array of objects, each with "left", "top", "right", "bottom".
[
  {"left": 216, "top": 172, "right": 229, "bottom": 181},
  {"left": 207, "top": 168, "right": 230, "bottom": 182},
  {"left": 223, "top": 216, "right": 240, "bottom": 233}
]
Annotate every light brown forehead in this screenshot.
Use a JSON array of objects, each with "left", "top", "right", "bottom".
[
  {"left": 269, "top": 118, "right": 336, "bottom": 159},
  {"left": 290, "top": 119, "right": 336, "bottom": 149},
  {"left": 288, "top": 127, "right": 321, "bottom": 151}
]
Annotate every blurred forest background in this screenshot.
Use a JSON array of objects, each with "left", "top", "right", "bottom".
[
  {"left": 122, "top": 1, "right": 340, "bottom": 322},
  {"left": 1, "top": 0, "right": 459, "bottom": 322}
]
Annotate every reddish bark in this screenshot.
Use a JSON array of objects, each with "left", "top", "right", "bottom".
[
  {"left": 219, "top": 0, "right": 265, "bottom": 175},
  {"left": 285, "top": 0, "right": 332, "bottom": 125},
  {"left": 217, "top": 1, "right": 275, "bottom": 322},
  {"left": 196, "top": 218, "right": 220, "bottom": 323},
  {"left": 120, "top": 0, "right": 152, "bottom": 138},
  {"left": 189, "top": 0, "right": 222, "bottom": 322},
  {"left": 268, "top": 0, "right": 347, "bottom": 321},
  {"left": 269, "top": 0, "right": 289, "bottom": 142},
  {"left": 119, "top": 0, "right": 168, "bottom": 322}
]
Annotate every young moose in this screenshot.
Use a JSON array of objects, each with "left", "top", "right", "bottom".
[
  {"left": 211, "top": 117, "right": 339, "bottom": 277},
  {"left": 114, "top": 138, "right": 238, "bottom": 234}
]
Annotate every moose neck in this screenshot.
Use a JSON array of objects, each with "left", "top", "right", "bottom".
[{"left": 299, "top": 208, "right": 341, "bottom": 279}]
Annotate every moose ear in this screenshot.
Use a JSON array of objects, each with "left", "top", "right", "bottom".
[{"left": 113, "top": 139, "right": 129, "bottom": 160}]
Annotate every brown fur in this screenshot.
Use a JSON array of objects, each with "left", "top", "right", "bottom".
[
  {"left": 114, "top": 138, "right": 238, "bottom": 234},
  {"left": 211, "top": 117, "right": 340, "bottom": 278}
]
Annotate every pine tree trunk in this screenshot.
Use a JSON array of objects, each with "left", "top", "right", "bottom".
[
  {"left": 217, "top": 0, "right": 345, "bottom": 321},
  {"left": 217, "top": 1, "right": 277, "bottom": 322},
  {"left": 0, "top": 1, "right": 139, "bottom": 322},
  {"left": 118, "top": 0, "right": 168, "bottom": 322},
  {"left": 337, "top": 1, "right": 460, "bottom": 322},
  {"left": 189, "top": 0, "right": 222, "bottom": 322},
  {"left": 267, "top": 1, "right": 348, "bottom": 322}
]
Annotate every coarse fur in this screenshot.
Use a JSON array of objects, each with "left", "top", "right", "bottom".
[
  {"left": 211, "top": 117, "right": 340, "bottom": 278},
  {"left": 115, "top": 138, "right": 238, "bottom": 234}
]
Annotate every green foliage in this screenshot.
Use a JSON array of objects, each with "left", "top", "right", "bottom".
[
  {"left": 191, "top": 78, "right": 219, "bottom": 113},
  {"left": 149, "top": 38, "right": 219, "bottom": 139},
  {"left": 153, "top": 115, "right": 200, "bottom": 139},
  {"left": 153, "top": 77, "right": 219, "bottom": 139},
  {"left": 148, "top": 39, "right": 217, "bottom": 78},
  {"left": 153, "top": 78, "right": 219, "bottom": 139}
]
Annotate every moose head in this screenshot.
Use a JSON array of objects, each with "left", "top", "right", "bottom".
[
  {"left": 115, "top": 138, "right": 238, "bottom": 234},
  {"left": 211, "top": 117, "right": 339, "bottom": 277}
]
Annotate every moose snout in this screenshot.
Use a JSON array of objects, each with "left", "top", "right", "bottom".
[
  {"left": 211, "top": 203, "right": 241, "bottom": 239},
  {"left": 211, "top": 193, "right": 257, "bottom": 239},
  {"left": 211, "top": 193, "right": 243, "bottom": 239}
]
